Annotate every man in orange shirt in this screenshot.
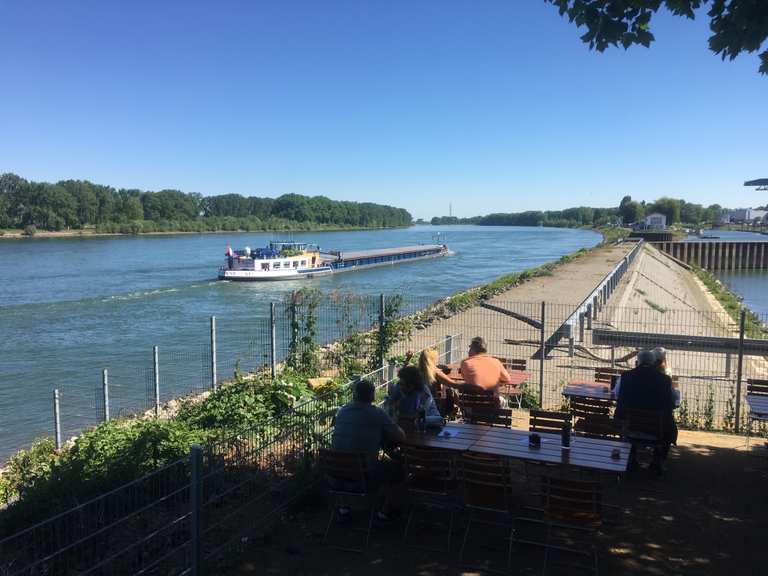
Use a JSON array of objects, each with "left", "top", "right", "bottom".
[{"left": 460, "top": 336, "right": 512, "bottom": 393}]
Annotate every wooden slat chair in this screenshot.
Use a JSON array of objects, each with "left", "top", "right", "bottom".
[
  {"left": 318, "top": 449, "right": 374, "bottom": 552},
  {"left": 529, "top": 410, "right": 572, "bottom": 435},
  {"left": 402, "top": 447, "right": 457, "bottom": 552},
  {"left": 746, "top": 379, "right": 768, "bottom": 445},
  {"left": 458, "top": 389, "right": 513, "bottom": 427},
  {"left": 594, "top": 367, "right": 622, "bottom": 385},
  {"left": 514, "top": 476, "right": 602, "bottom": 575},
  {"left": 619, "top": 409, "right": 665, "bottom": 468},
  {"left": 571, "top": 398, "right": 619, "bottom": 440},
  {"left": 575, "top": 414, "right": 622, "bottom": 441},
  {"left": 459, "top": 453, "right": 516, "bottom": 571}
]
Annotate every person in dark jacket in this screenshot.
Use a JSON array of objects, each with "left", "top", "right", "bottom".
[{"left": 615, "top": 349, "right": 677, "bottom": 472}]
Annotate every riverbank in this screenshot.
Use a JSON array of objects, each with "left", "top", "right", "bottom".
[{"left": 0, "top": 223, "right": 408, "bottom": 240}]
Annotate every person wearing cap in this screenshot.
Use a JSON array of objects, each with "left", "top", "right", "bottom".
[
  {"left": 615, "top": 349, "right": 677, "bottom": 473},
  {"left": 331, "top": 378, "right": 406, "bottom": 521}
]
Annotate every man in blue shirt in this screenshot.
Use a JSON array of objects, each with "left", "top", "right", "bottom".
[{"left": 331, "top": 378, "right": 406, "bottom": 520}]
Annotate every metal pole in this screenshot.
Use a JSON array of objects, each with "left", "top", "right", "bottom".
[
  {"left": 53, "top": 388, "right": 61, "bottom": 451},
  {"left": 587, "top": 304, "right": 593, "bottom": 330},
  {"left": 153, "top": 346, "right": 160, "bottom": 417},
  {"left": 735, "top": 309, "right": 746, "bottom": 434},
  {"left": 270, "top": 302, "right": 277, "bottom": 379},
  {"left": 378, "top": 294, "right": 386, "bottom": 369},
  {"left": 102, "top": 368, "right": 110, "bottom": 422},
  {"left": 539, "top": 301, "right": 546, "bottom": 406},
  {"left": 578, "top": 312, "right": 585, "bottom": 342},
  {"left": 725, "top": 353, "right": 732, "bottom": 378},
  {"left": 210, "top": 316, "right": 217, "bottom": 390},
  {"left": 610, "top": 346, "right": 616, "bottom": 369},
  {"left": 387, "top": 361, "right": 396, "bottom": 382},
  {"left": 444, "top": 334, "right": 454, "bottom": 364},
  {"left": 190, "top": 444, "right": 203, "bottom": 576}
]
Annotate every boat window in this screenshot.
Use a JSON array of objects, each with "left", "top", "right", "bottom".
[
  {"left": 300, "top": 260, "right": 307, "bottom": 267},
  {"left": 261, "top": 263, "right": 270, "bottom": 271},
  {"left": 283, "top": 261, "right": 290, "bottom": 268},
  {"left": 292, "top": 260, "right": 299, "bottom": 268},
  {"left": 273, "top": 262, "right": 281, "bottom": 269}
]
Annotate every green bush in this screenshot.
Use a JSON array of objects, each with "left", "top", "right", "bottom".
[
  {"left": 0, "top": 438, "right": 57, "bottom": 505},
  {"left": 22, "top": 225, "right": 36, "bottom": 237}
]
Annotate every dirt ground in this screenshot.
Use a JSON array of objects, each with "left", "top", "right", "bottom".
[{"left": 223, "top": 428, "right": 766, "bottom": 576}]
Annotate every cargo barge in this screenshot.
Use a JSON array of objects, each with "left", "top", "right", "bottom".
[{"left": 218, "top": 240, "right": 449, "bottom": 281}]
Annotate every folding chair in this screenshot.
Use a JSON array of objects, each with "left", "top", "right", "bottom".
[
  {"left": 459, "top": 453, "right": 516, "bottom": 572},
  {"left": 529, "top": 410, "right": 572, "bottom": 434},
  {"left": 458, "top": 388, "right": 513, "bottom": 427},
  {"left": 514, "top": 476, "right": 602, "bottom": 575},
  {"left": 571, "top": 398, "right": 618, "bottom": 440},
  {"left": 498, "top": 357, "right": 527, "bottom": 408},
  {"left": 402, "top": 446, "right": 457, "bottom": 552},
  {"left": 318, "top": 448, "right": 374, "bottom": 552},
  {"left": 746, "top": 379, "right": 768, "bottom": 447}
]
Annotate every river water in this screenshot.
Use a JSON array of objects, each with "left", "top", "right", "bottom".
[
  {"left": 686, "top": 230, "right": 768, "bottom": 318},
  {"left": 0, "top": 225, "right": 600, "bottom": 460}
]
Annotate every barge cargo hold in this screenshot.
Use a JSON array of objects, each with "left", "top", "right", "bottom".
[{"left": 218, "top": 241, "right": 449, "bottom": 281}]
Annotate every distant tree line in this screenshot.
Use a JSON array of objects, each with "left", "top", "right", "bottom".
[
  {"left": 0, "top": 174, "right": 412, "bottom": 233},
  {"left": 431, "top": 196, "right": 728, "bottom": 228}
]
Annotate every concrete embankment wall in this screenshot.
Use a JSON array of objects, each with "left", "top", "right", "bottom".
[{"left": 652, "top": 241, "right": 768, "bottom": 270}]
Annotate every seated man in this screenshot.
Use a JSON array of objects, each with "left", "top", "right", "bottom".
[
  {"left": 459, "top": 336, "right": 512, "bottom": 406},
  {"left": 331, "top": 378, "right": 406, "bottom": 520},
  {"left": 615, "top": 349, "right": 677, "bottom": 473}
]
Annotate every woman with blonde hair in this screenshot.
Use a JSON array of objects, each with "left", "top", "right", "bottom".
[{"left": 416, "top": 347, "right": 460, "bottom": 416}]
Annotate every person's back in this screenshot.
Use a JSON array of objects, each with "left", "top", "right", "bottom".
[
  {"left": 460, "top": 353, "right": 511, "bottom": 390},
  {"left": 615, "top": 364, "right": 673, "bottom": 419},
  {"left": 332, "top": 383, "right": 402, "bottom": 469}
]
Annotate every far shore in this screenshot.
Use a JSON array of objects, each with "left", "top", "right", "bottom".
[{"left": 0, "top": 225, "right": 408, "bottom": 240}]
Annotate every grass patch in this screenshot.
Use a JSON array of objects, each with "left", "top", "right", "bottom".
[{"left": 644, "top": 299, "right": 668, "bottom": 313}]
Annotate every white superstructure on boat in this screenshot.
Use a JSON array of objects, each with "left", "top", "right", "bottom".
[{"left": 218, "top": 240, "right": 448, "bottom": 281}]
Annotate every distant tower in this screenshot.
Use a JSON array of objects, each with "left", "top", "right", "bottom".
[{"left": 449, "top": 202, "right": 453, "bottom": 217}]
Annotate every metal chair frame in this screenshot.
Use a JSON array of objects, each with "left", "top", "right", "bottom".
[
  {"left": 402, "top": 446, "right": 457, "bottom": 553},
  {"left": 459, "top": 453, "right": 516, "bottom": 573},
  {"left": 318, "top": 448, "right": 375, "bottom": 553}
]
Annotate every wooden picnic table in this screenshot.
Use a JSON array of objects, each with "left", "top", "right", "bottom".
[
  {"left": 562, "top": 380, "right": 616, "bottom": 402},
  {"left": 403, "top": 421, "right": 631, "bottom": 473},
  {"left": 746, "top": 394, "right": 768, "bottom": 417}
]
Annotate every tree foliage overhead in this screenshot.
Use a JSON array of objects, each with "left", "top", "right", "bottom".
[
  {"left": 545, "top": 0, "right": 768, "bottom": 74},
  {"left": 0, "top": 173, "right": 412, "bottom": 233}
]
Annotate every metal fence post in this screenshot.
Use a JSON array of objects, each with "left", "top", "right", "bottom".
[
  {"left": 378, "top": 294, "right": 386, "bottom": 369},
  {"left": 539, "top": 302, "right": 546, "bottom": 406},
  {"left": 725, "top": 352, "right": 731, "bottom": 378},
  {"left": 610, "top": 346, "right": 616, "bottom": 369},
  {"left": 587, "top": 304, "right": 593, "bottom": 330},
  {"left": 53, "top": 388, "right": 61, "bottom": 450},
  {"left": 153, "top": 346, "right": 161, "bottom": 417},
  {"left": 444, "top": 334, "right": 454, "bottom": 364},
  {"left": 102, "top": 368, "right": 110, "bottom": 422},
  {"left": 735, "top": 309, "right": 746, "bottom": 434},
  {"left": 578, "top": 312, "right": 585, "bottom": 342},
  {"left": 387, "top": 362, "right": 396, "bottom": 383},
  {"left": 270, "top": 302, "right": 277, "bottom": 379},
  {"left": 190, "top": 444, "right": 203, "bottom": 576},
  {"left": 210, "top": 316, "right": 217, "bottom": 390}
]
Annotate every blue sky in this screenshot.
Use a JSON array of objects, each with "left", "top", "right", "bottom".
[{"left": 1, "top": 1, "right": 766, "bottom": 219}]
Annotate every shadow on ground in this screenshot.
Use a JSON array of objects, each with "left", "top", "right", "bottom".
[{"left": 221, "top": 437, "right": 767, "bottom": 576}]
